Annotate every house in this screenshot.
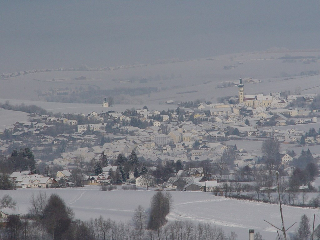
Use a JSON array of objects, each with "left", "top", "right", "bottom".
[
  {"left": 77, "top": 125, "right": 87, "bottom": 133},
  {"left": 10, "top": 171, "right": 31, "bottom": 181},
  {"left": 182, "top": 133, "right": 192, "bottom": 142},
  {"left": 185, "top": 182, "right": 203, "bottom": 191},
  {"left": 96, "top": 173, "right": 111, "bottom": 184},
  {"left": 153, "top": 121, "right": 161, "bottom": 127},
  {"left": 162, "top": 115, "right": 170, "bottom": 121},
  {"left": 184, "top": 180, "right": 218, "bottom": 192},
  {"left": 154, "top": 134, "right": 170, "bottom": 146},
  {"left": 11, "top": 172, "right": 56, "bottom": 188},
  {"left": 204, "top": 180, "right": 219, "bottom": 192},
  {"left": 281, "top": 154, "right": 293, "bottom": 164},
  {"left": 168, "top": 131, "right": 182, "bottom": 143},
  {"left": 188, "top": 167, "right": 204, "bottom": 177},
  {"left": 56, "top": 170, "right": 72, "bottom": 179},
  {"left": 102, "top": 165, "right": 118, "bottom": 173},
  {"left": 30, "top": 177, "right": 57, "bottom": 188},
  {"left": 67, "top": 120, "right": 78, "bottom": 126}
]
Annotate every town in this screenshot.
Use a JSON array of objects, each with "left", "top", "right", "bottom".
[{"left": 0, "top": 78, "right": 319, "bottom": 207}]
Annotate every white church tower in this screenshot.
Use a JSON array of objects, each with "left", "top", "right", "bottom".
[{"left": 238, "top": 78, "right": 244, "bottom": 103}]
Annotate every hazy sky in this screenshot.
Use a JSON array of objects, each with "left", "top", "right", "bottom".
[{"left": 1, "top": 1, "right": 320, "bottom": 72}]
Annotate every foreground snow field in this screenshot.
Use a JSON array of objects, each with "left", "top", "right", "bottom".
[{"left": 0, "top": 186, "right": 318, "bottom": 239}]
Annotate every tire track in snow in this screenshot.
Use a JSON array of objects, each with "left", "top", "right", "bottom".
[
  {"left": 170, "top": 197, "right": 263, "bottom": 231},
  {"left": 169, "top": 209, "right": 261, "bottom": 231},
  {"left": 71, "top": 206, "right": 134, "bottom": 213},
  {"left": 69, "top": 191, "right": 86, "bottom": 205},
  {"left": 174, "top": 197, "right": 228, "bottom": 206}
]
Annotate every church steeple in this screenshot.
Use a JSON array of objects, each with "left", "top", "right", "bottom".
[{"left": 238, "top": 78, "right": 244, "bottom": 103}]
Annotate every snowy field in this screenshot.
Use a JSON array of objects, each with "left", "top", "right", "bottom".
[
  {"left": 0, "top": 186, "right": 319, "bottom": 239},
  {"left": 0, "top": 109, "right": 29, "bottom": 131},
  {"left": 0, "top": 98, "right": 177, "bottom": 115},
  {"left": 1, "top": 50, "right": 320, "bottom": 106}
]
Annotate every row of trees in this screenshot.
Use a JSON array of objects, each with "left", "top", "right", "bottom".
[
  {"left": 10, "top": 190, "right": 314, "bottom": 239},
  {"left": 0, "top": 191, "right": 244, "bottom": 240},
  {"left": 1, "top": 190, "right": 260, "bottom": 240}
]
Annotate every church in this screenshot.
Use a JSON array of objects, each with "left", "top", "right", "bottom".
[{"left": 238, "top": 78, "right": 273, "bottom": 108}]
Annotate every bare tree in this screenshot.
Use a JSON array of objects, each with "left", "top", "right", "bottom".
[
  {"left": 0, "top": 195, "right": 16, "bottom": 209},
  {"left": 132, "top": 205, "right": 147, "bottom": 238},
  {"left": 71, "top": 168, "right": 85, "bottom": 187},
  {"left": 29, "top": 192, "right": 47, "bottom": 219},
  {"left": 6, "top": 215, "right": 22, "bottom": 239}
]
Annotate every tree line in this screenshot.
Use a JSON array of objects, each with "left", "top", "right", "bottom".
[{"left": 0, "top": 191, "right": 243, "bottom": 240}]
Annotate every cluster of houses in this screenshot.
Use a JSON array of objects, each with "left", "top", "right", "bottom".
[
  {"left": 7, "top": 165, "right": 220, "bottom": 192},
  {"left": 1, "top": 79, "right": 320, "bottom": 191},
  {"left": 9, "top": 171, "right": 57, "bottom": 189}
]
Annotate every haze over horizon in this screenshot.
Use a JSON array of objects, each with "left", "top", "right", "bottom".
[{"left": 1, "top": 1, "right": 320, "bottom": 73}]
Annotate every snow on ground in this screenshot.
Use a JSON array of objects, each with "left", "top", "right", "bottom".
[
  {"left": 0, "top": 186, "right": 318, "bottom": 239},
  {"left": 0, "top": 108, "right": 29, "bottom": 131},
  {"left": 0, "top": 99, "right": 177, "bottom": 114},
  {"left": 227, "top": 139, "right": 263, "bottom": 156},
  {"left": 2, "top": 50, "right": 320, "bottom": 106}
]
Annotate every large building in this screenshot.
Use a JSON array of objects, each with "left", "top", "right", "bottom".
[{"left": 238, "top": 78, "right": 273, "bottom": 108}]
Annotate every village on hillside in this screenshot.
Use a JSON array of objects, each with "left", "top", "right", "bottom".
[{"left": 0, "top": 78, "right": 320, "bottom": 205}]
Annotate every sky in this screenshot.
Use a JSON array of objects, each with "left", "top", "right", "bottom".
[{"left": 1, "top": 1, "right": 320, "bottom": 73}]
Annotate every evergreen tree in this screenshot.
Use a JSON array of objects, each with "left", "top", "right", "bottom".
[
  {"left": 134, "top": 167, "right": 140, "bottom": 178},
  {"left": 140, "top": 165, "right": 148, "bottom": 175},
  {"left": 296, "top": 214, "right": 310, "bottom": 240},
  {"left": 147, "top": 192, "right": 172, "bottom": 231},
  {"left": 94, "top": 163, "right": 103, "bottom": 175},
  {"left": 293, "top": 149, "right": 314, "bottom": 169},
  {"left": 42, "top": 194, "right": 73, "bottom": 240},
  {"left": 99, "top": 152, "right": 108, "bottom": 167},
  {"left": 232, "top": 128, "right": 240, "bottom": 136},
  {"left": 305, "top": 162, "right": 318, "bottom": 182},
  {"left": 119, "top": 166, "right": 126, "bottom": 182},
  {"left": 289, "top": 168, "right": 306, "bottom": 190},
  {"left": 9, "top": 148, "right": 36, "bottom": 172},
  {"left": 175, "top": 160, "right": 183, "bottom": 172},
  {"left": 129, "top": 150, "right": 139, "bottom": 167},
  {"left": 116, "top": 154, "right": 127, "bottom": 166}
]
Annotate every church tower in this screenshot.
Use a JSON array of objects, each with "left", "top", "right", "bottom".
[{"left": 238, "top": 78, "right": 244, "bottom": 103}]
